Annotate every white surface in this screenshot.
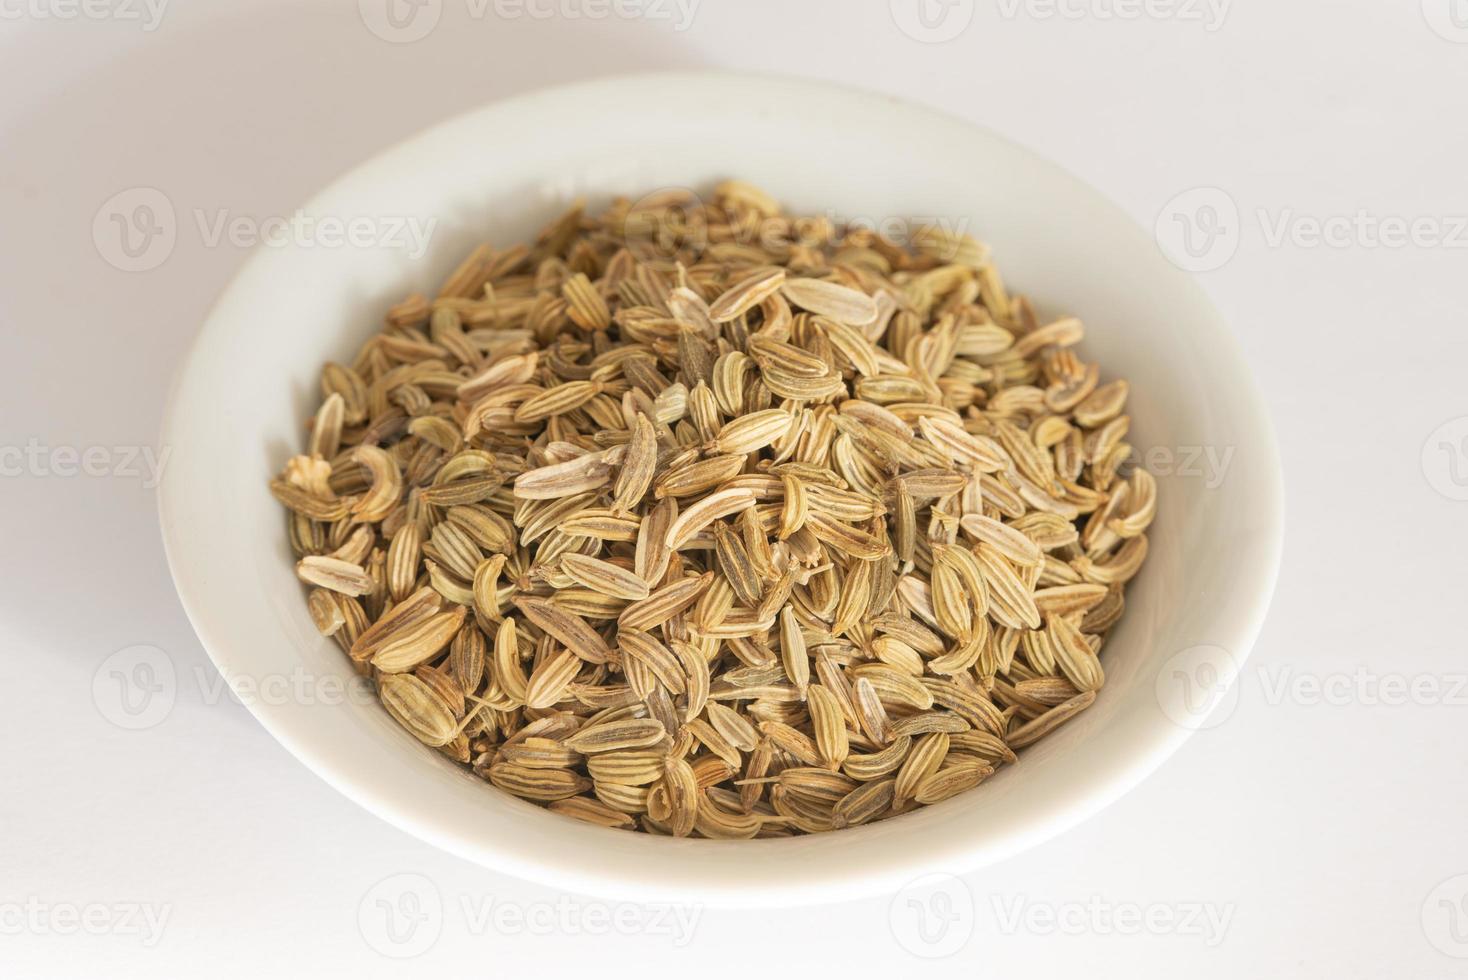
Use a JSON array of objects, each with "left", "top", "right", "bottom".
[
  {"left": 1, "top": 0, "right": 1464, "bottom": 975},
  {"left": 157, "top": 71, "right": 1282, "bottom": 907}
]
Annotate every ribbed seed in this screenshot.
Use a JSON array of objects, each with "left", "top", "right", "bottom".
[
  {"left": 296, "top": 556, "right": 373, "bottom": 596},
  {"left": 513, "top": 596, "right": 613, "bottom": 664},
  {"left": 586, "top": 750, "right": 668, "bottom": 786},
  {"left": 379, "top": 673, "right": 459, "bottom": 747},
  {"left": 914, "top": 761, "right": 993, "bottom": 804},
  {"left": 708, "top": 267, "right": 785, "bottom": 322},
  {"left": 564, "top": 718, "right": 667, "bottom": 753},
  {"left": 524, "top": 649, "right": 582, "bottom": 709},
  {"left": 372, "top": 606, "right": 467, "bottom": 673},
  {"left": 489, "top": 763, "right": 590, "bottom": 801},
  {"left": 779, "top": 606, "right": 810, "bottom": 698},
  {"left": 808, "top": 685, "right": 850, "bottom": 770},
  {"left": 613, "top": 414, "right": 656, "bottom": 512},
  {"left": 619, "top": 572, "right": 713, "bottom": 631},
  {"left": 559, "top": 553, "right": 650, "bottom": 601}
]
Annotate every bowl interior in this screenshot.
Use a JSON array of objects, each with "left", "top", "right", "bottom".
[{"left": 160, "top": 73, "right": 1281, "bottom": 906}]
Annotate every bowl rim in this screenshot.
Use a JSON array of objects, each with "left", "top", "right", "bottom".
[{"left": 158, "top": 69, "right": 1284, "bottom": 907}]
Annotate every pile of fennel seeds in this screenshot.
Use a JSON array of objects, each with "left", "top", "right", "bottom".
[{"left": 272, "top": 182, "right": 1155, "bottom": 838}]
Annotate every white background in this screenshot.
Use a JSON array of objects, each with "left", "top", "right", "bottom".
[{"left": 3, "top": 1, "right": 1467, "bottom": 976}]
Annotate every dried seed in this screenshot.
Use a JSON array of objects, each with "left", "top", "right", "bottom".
[
  {"left": 712, "top": 521, "right": 762, "bottom": 606},
  {"left": 832, "top": 777, "right": 895, "bottom": 828},
  {"left": 712, "top": 409, "right": 793, "bottom": 456},
  {"left": 779, "top": 606, "right": 810, "bottom": 697},
  {"left": 779, "top": 277, "right": 879, "bottom": 326},
  {"left": 586, "top": 750, "right": 668, "bottom": 786},
  {"left": 619, "top": 572, "right": 713, "bottom": 631},
  {"left": 808, "top": 685, "right": 850, "bottom": 770},
  {"left": 564, "top": 718, "right": 668, "bottom": 753},
  {"left": 913, "top": 761, "right": 993, "bottom": 804},
  {"left": 974, "top": 544, "right": 1042, "bottom": 629},
  {"left": 613, "top": 414, "right": 657, "bottom": 512},
  {"left": 489, "top": 763, "right": 591, "bottom": 801},
  {"left": 1046, "top": 614, "right": 1105, "bottom": 692},
  {"left": 513, "top": 380, "right": 603, "bottom": 423},
  {"left": 524, "top": 649, "right": 583, "bottom": 709},
  {"left": 297, "top": 556, "right": 374, "bottom": 596},
  {"left": 548, "top": 796, "right": 636, "bottom": 829},
  {"left": 1007, "top": 691, "right": 1096, "bottom": 748},
  {"left": 372, "top": 606, "right": 467, "bottom": 673},
  {"left": 665, "top": 489, "right": 757, "bottom": 549},
  {"left": 894, "top": 733, "right": 950, "bottom": 804},
  {"left": 708, "top": 267, "right": 785, "bottom": 322},
  {"left": 513, "top": 596, "right": 613, "bottom": 664},
  {"left": 513, "top": 452, "right": 614, "bottom": 500},
  {"left": 960, "top": 513, "right": 1044, "bottom": 567},
  {"left": 618, "top": 630, "right": 687, "bottom": 696},
  {"left": 560, "top": 553, "right": 651, "bottom": 601},
  {"left": 379, "top": 673, "right": 459, "bottom": 747},
  {"left": 663, "top": 757, "right": 699, "bottom": 838},
  {"left": 561, "top": 273, "right": 610, "bottom": 331}
]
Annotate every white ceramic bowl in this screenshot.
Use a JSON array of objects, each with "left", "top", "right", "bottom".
[{"left": 159, "top": 72, "right": 1283, "bottom": 907}]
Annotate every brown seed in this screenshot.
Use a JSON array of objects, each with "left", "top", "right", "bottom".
[
  {"left": 913, "top": 761, "right": 994, "bottom": 804},
  {"left": 665, "top": 489, "right": 757, "bottom": 549},
  {"left": 779, "top": 606, "right": 810, "bottom": 697},
  {"left": 842, "top": 736, "right": 912, "bottom": 781},
  {"left": 1046, "top": 614, "right": 1105, "bottom": 692},
  {"left": 513, "top": 451, "right": 614, "bottom": 500},
  {"left": 564, "top": 718, "right": 668, "bottom": 754},
  {"left": 548, "top": 796, "right": 636, "bottom": 829},
  {"left": 513, "top": 596, "right": 613, "bottom": 664},
  {"left": 586, "top": 750, "right": 668, "bottom": 786},
  {"left": 524, "top": 649, "right": 583, "bottom": 709},
  {"left": 832, "top": 777, "right": 896, "bottom": 828},
  {"left": 1007, "top": 691, "right": 1097, "bottom": 748},
  {"left": 655, "top": 454, "right": 746, "bottom": 499},
  {"left": 489, "top": 763, "right": 591, "bottom": 801},
  {"left": 712, "top": 521, "right": 762, "bottom": 606},
  {"left": 779, "top": 277, "right": 879, "bottom": 326},
  {"left": 559, "top": 553, "right": 651, "bottom": 601},
  {"left": 296, "top": 556, "right": 374, "bottom": 596},
  {"left": 371, "top": 606, "right": 467, "bottom": 673},
  {"left": 712, "top": 409, "right": 793, "bottom": 456},
  {"left": 960, "top": 513, "right": 1044, "bottom": 567},
  {"left": 895, "top": 733, "right": 950, "bottom": 804},
  {"left": 618, "top": 630, "right": 687, "bottom": 696},
  {"left": 379, "top": 673, "right": 459, "bottom": 747},
  {"left": 618, "top": 572, "right": 713, "bottom": 632},
  {"left": 513, "top": 380, "right": 603, "bottom": 423},
  {"left": 561, "top": 272, "right": 611, "bottom": 331},
  {"left": 613, "top": 414, "right": 657, "bottom": 512},
  {"left": 663, "top": 756, "right": 699, "bottom": 838},
  {"left": 708, "top": 267, "right": 785, "bottom": 322},
  {"left": 808, "top": 685, "right": 850, "bottom": 770}
]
